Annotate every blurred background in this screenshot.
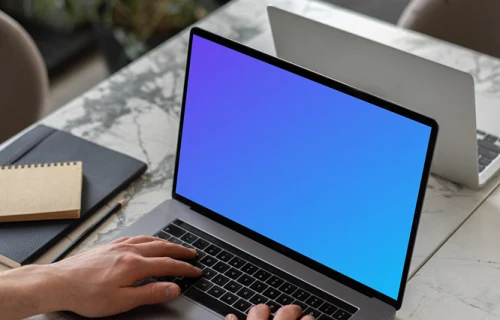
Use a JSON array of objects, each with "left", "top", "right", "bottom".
[
  {"left": 0, "top": 0, "right": 410, "bottom": 118},
  {"left": 0, "top": 0, "right": 230, "bottom": 115}
]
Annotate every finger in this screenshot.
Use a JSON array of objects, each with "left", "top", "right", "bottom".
[
  {"left": 135, "top": 241, "right": 197, "bottom": 259},
  {"left": 301, "top": 315, "right": 316, "bottom": 320},
  {"left": 274, "top": 305, "right": 303, "bottom": 320},
  {"left": 123, "top": 235, "right": 162, "bottom": 244},
  {"left": 225, "top": 314, "right": 239, "bottom": 320},
  {"left": 247, "top": 304, "right": 271, "bottom": 320},
  {"left": 120, "top": 282, "right": 181, "bottom": 311},
  {"left": 111, "top": 236, "right": 130, "bottom": 244},
  {"left": 137, "top": 257, "right": 202, "bottom": 279}
]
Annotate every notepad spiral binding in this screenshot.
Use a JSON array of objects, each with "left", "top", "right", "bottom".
[{"left": 0, "top": 162, "right": 79, "bottom": 170}]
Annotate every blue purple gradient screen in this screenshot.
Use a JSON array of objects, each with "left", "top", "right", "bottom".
[{"left": 176, "top": 35, "right": 431, "bottom": 299}]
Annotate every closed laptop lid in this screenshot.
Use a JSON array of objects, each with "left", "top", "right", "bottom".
[
  {"left": 173, "top": 27, "right": 438, "bottom": 309},
  {"left": 268, "top": 6, "right": 479, "bottom": 187}
]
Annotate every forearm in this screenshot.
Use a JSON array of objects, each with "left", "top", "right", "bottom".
[{"left": 0, "top": 265, "right": 65, "bottom": 320}]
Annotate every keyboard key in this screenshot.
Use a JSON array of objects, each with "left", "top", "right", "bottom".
[
  {"left": 200, "top": 256, "right": 218, "bottom": 267},
  {"left": 162, "top": 221, "right": 359, "bottom": 317},
  {"left": 267, "top": 301, "right": 283, "bottom": 314},
  {"left": 479, "top": 156, "right": 492, "bottom": 166},
  {"left": 276, "top": 293, "right": 294, "bottom": 305},
  {"left": 306, "top": 295, "right": 324, "bottom": 309},
  {"left": 221, "top": 292, "right": 239, "bottom": 305},
  {"left": 170, "top": 238, "right": 183, "bottom": 245},
  {"left": 319, "top": 302, "right": 338, "bottom": 316},
  {"left": 217, "top": 250, "right": 234, "bottom": 262},
  {"left": 181, "top": 242, "right": 194, "bottom": 249},
  {"left": 266, "top": 276, "right": 284, "bottom": 288},
  {"left": 477, "top": 130, "right": 486, "bottom": 136},
  {"left": 323, "top": 296, "right": 356, "bottom": 314},
  {"left": 250, "top": 280, "right": 269, "bottom": 293},
  {"left": 205, "top": 244, "right": 222, "bottom": 256},
  {"left": 185, "top": 287, "right": 245, "bottom": 319},
  {"left": 479, "top": 164, "right": 486, "bottom": 172},
  {"left": 485, "top": 135, "right": 498, "bottom": 143},
  {"left": 156, "top": 231, "right": 171, "bottom": 241},
  {"left": 224, "top": 280, "right": 243, "bottom": 293},
  {"left": 279, "top": 282, "right": 298, "bottom": 295},
  {"left": 195, "top": 279, "right": 214, "bottom": 292},
  {"left": 479, "top": 139, "right": 500, "bottom": 153},
  {"left": 237, "top": 287, "right": 256, "bottom": 300},
  {"left": 173, "top": 277, "right": 197, "bottom": 292},
  {"left": 193, "top": 238, "right": 210, "bottom": 250},
  {"left": 202, "top": 268, "right": 217, "bottom": 280},
  {"left": 304, "top": 307, "right": 321, "bottom": 318},
  {"left": 234, "top": 299, "right": 252, "bottom": 313},
  {"left": 163, "top": 224, "right": 186, "bottom": 238},
  {"left": 237, "top": 274, "right": 255, "bottom": 286},
  {"left": 207, "top": 285, "right": 227, "bottom": 298},
  {"left": 291, "top": 289, "right": 311, "bottom": 301},
  {"left": 241, "top": 263, "right": 258, "bottom": 275},
  {"left": 180, "top": 232, "right": 198, "bottom": 244},
  {"left": 332, "top": 309, "right": 352, "bottom": 320},
  {"left": 254, "top": 270, "right": 271, "bottom": 282},
  {"left": 192, "top": 261, "right": 205, "bottom": 270},
  {"left": 226, "top": 268, "right": 243, "bottom": 280},
  {"left": 263, "top": 287, "right": 281, "bottom": 300},
  {"left": 249, "top": 293, "right": 268, "bottom": 305},
  {"left": 479, "top": 147, "right": 499, "bottom": 160},
  {"left": 213, "top": 274, "right": 230, "bottom": 287},
  {"left": 213, "top": 261, "right": 231, "bottom": 273},
  {"left": 228, "top": 257, "right": 246, "bottom": 268},
  {"left": 293, "top": 300, "right": 308, "bottom": 311},
  {"left": 196, "top": 250, "right": 207, "bottom": 260}
]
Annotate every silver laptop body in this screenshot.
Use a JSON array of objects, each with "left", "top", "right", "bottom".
[
  {"left": 268, "top": 6, "right": 500, "bottom": 189},
  {"left": 65, "top": 27, "right": 437, "bottom": 320}
]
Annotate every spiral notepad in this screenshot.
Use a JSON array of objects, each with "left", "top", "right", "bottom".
[{"left": 0, "top": 161, "right": 82, "bottom": 223}]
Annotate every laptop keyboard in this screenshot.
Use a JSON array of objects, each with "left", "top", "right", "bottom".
[
  {"left": 477, "top": 130, "right": 500, "bottom": 172},
  {"left": 154, "top": 219, "right": 358, "bottom": 320}
]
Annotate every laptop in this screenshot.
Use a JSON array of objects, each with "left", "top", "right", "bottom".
[
  {"left": 268, "top": 6, "right": 500, "bottom": 189},
  {"left": 95, "top": 27, "right": 437, "bottom": 320}
]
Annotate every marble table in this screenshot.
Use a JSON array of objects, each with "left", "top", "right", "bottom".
[
  {"left": 398, "top": 183, "right": 500, "bottom": 319},
  {"left": 0, "top": 0, "right": 497, "bottom": 319}
]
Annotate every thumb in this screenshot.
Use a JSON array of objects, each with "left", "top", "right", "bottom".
[{"left": 123, "top": 282, "right": 181, "bottom": 309}]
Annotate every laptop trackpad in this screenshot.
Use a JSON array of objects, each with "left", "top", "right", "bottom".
[{"left": 62, "top": 297, "right": 222, "bottom": 320}]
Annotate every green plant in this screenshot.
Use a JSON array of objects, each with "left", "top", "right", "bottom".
[
  {"left": 6, "top": 0, "right": 209, "bottom": 70},
  {"left": 10, "top": 0, "right": 206, "bottom": 40},
  {"left": 98, "top": 0, "right": 207, "bottom": 41},
  {"left": 95, "top": 0, "right": 207, "bottom": 60}
]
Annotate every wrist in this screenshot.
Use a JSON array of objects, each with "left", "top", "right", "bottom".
[{"left": 0, "top": 264, "right": 67, "bottom": 317}]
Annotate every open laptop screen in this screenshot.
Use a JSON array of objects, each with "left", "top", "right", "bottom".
[{"left": 175, "top": 33, "right": 432, "bottom": 301}]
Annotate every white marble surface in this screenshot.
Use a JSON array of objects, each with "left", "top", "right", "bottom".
[
  {"left": 1, "top": 0, "right": 498, "bottom": 319},
  {"left": 36, "top": 0, "right": 499, "bottom": 275},
  {"left": 398, "top": 184, "right": 500, "bottom": 320}
]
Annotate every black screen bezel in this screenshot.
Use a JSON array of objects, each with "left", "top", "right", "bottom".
[{"left": 172, "top": 27, "right": 438, "bottom": 310}]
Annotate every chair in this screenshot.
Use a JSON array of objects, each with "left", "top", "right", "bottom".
[
  {"left": 0, "top": 10, "right": 48, "bottom": 143},
  {"left": 398, "top": 0, "right": 500, "bottom": 59}
]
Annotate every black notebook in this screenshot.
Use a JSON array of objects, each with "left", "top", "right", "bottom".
[{"left": 0, "top": 125, "right": 147, "bottom": 267}]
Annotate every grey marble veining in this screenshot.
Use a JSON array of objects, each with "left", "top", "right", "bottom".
[
  {"left": 398, "top": 187, "right": 500, "bottom": 319},
  {"left": 39, "top": 0, "right": 500, "bottom": 274},
  {"left": 12, "top": 0, "right": 500, "bottom": 319},
  {"left": 45, "top": 0, "right": 500, "bottom": 273}
]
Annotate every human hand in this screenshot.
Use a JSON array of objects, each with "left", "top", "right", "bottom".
[
  {"left": 226, "top": 304, "right": 316, "bottom": 320},
  {"left": 43, "top": 235, "right": 202, "bottom": 317}
]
